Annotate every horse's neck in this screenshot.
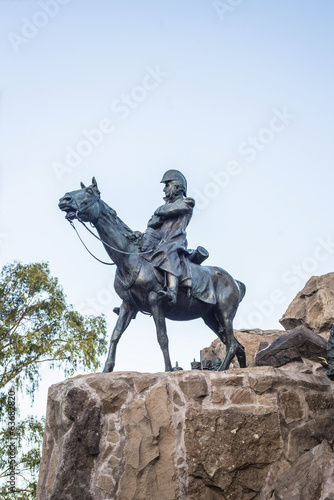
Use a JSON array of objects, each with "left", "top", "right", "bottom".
[{"left": 95, "top": 201, "right": 139, "bottom": 274}]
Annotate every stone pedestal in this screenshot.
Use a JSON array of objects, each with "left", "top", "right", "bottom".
[{"left": 37, "top": 368, "right": 334, "bottom": 500}]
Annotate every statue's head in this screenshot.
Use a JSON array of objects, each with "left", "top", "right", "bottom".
[{"left": 160, "top": 170, "right": 187, "bottom": 200}]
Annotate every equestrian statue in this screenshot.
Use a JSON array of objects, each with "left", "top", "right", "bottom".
[{"left": 58, "top": 171, "right": 246, "bottom": 372}]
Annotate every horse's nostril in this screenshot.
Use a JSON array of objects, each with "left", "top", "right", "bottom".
[{"left": 60, "top": 194, "right": 72, "bottom": 204}]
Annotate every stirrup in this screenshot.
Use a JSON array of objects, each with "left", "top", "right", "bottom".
[{"left": 157, "top": 288, "right": 177, "bottom": 305}]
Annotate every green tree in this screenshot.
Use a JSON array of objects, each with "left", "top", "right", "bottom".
[{"left": 0, "top": 261, "right": 108, "bottom": 499}]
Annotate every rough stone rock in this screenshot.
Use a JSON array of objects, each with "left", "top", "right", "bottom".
[
  {"left": 264, "top": 440, "right": 334, "bottom": 500},
  {"left": 279, "top": 273, "right": 334, "bottom": 335},
  {"left": 37, "top": 368, "right": 334, "bottom": 500},
  {"left": 255, "top": 325, "right": 327, "bottom": 368},
  {"left": 201, "top": 329, "right": 284, "bottom": 369},
  {"left": 37, "top": 383, "right": 102, "bottom": 500},
  {"left": 185, "top": 405, "right": 282, "bottom": 499}
]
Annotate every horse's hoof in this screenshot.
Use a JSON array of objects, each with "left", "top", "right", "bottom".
[
  {"left": 218, "top": 362, "right": 229, "bottom": 372},
  {"left": 103, "top": 365, "right": 114, "bottom": 373}
]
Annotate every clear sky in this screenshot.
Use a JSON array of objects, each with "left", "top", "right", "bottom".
[{"left": 1, "top": 0, "right": 334, "bottom": 416}]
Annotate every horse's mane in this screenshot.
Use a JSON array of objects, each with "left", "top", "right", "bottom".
[{"left": 101, "top": 200, "right": 141, "bottom": 245}]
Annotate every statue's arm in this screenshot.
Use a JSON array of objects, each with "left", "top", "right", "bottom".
[
  {"left": 154, "top": 198, "right": 195, "bottom": 218},
  {"left": 147, "top": 214, "right": 162, "bottom": 229}
]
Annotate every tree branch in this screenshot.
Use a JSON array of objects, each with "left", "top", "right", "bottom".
[{"left": 1, "top": 322, "right": 54, "bottom": 351}]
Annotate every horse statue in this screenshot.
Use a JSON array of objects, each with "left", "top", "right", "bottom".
[{"left": 59, "top": 177, "right": 246, "bottom": 372}]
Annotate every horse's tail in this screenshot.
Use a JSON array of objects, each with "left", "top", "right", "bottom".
[{"left": 236, "top": 280, "right": 246, "bottom": 303}]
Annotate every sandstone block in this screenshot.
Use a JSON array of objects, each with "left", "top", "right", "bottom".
[
  {"left": 179, "top": 373, "right": 208, "bottom": 400},
  {"left": 86, "top": 375, "right": 131, "bottom": 413},
  {"left": 185, "top": 405, "right": 282, "bottom": 499},
  {"left": 287, "top": 415, "right": 334, "bottom": 462},
  {"left": 305, "top": 392, "right": 334, "bottom": 414},
  {"left": 279, "top": 390, "right": 304, "bottom": 423},
  {"left": 230, "top": 388, "right": 255, "bottom": 405}
]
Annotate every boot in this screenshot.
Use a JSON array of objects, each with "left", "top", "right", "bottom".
[{"left": 158, "top": 274, "right": 178, "bottom": 305}]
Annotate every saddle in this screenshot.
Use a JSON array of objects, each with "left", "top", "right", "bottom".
[
  {"left": 151, "top": 246, "right": 216, "bottom": 305},
  {"left": 116, "top": 233, "right": 216, "bottom": 305}
]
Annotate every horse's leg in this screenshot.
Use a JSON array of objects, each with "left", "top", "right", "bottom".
[
  {"left": 235, "top": 342, "right": 246, "bottom": 368},
  {"left": 103, "top": 301, "right": 136, "bottom": 373},
  {"left": 203, "top": 310, "right": 245, "bottom": 363},
  {"left": 216, "top": 311, "right": 237, "bottom": 371},
  {"left": 203, "top": 311, "right": 225, "bottom": 343},
  {"left": 213, "top": 305, "right": 246, "bottom": 371},
  {"left": 148, "top": 291, "right": 173, "bottom": 372}
]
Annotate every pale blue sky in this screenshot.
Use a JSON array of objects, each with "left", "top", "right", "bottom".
[{"left": 1, "top": 0, "right": 334, "bottom": 415}]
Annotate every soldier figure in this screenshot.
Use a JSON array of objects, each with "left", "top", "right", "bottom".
[{"left": 141, "top": 170, "right": 195, "bottom": 304}]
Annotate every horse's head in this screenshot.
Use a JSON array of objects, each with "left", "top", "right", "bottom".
[{"left": 59, "top": 177, "right": 101, "bottom": 224}]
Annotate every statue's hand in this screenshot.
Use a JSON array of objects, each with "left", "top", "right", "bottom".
[{"left": 129, "top": 231, "right": 143, "bottom": 243}]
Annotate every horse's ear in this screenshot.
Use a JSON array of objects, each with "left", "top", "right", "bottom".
[
  {"left": 92, "top": 177, "right": 100, "bottom": 193},
  {"left": 80, "top": 182, "right": 86, "bottom": 189}
]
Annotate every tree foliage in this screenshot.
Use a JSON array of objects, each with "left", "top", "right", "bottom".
[
  {"left": 0, "top": 411, "right": 44, "bottom": 500},
  {"left": 0, "top": 261, "right": 107, "bottom": 394},
  {"left": 0, "top": 261, "right": 108, "bottom": 498}
]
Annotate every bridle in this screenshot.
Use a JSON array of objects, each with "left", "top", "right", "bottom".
[
  {"left": 66, "top": 192, "right": 162, "bottom": 265},
  {"left": 69, "top": 192, "right": 102, "bottom": 224}
]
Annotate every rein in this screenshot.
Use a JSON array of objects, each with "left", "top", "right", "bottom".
[
  {"left": 69, "top": 219, "right": 116, "bottom": 265},
  {"left": 67, "top": 195, "right": 161, "bottom": 265}
]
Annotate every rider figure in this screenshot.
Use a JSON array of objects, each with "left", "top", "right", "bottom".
[{"left": 141, "top": 170, "right": 195, "bottom": 305}]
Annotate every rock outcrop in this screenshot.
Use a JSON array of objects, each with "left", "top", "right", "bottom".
[
  {"left": 37, "top": 369, "right": 334, "bottom": 500},
  {"left": 279, "top": 273, "right": 334, "bottom": 335},
  {"left": 255, "top": 325, "right": 328, "bottom": 368},
  {"left": 261, "top": 440, "right": 334, "bottom": 500},
  {"left": 201, "top": 329, "right": 284, "bottom": 369}
]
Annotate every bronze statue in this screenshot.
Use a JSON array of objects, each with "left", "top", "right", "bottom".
[{"left": 59, "top": 174, "right": 246, "bottom": 372}]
